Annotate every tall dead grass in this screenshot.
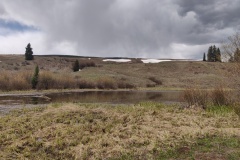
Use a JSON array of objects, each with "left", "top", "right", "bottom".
[
  {"left": 97, "top": 78, "right": 117, "bottom": 89},
  {"left": 211, "top": 87, "right": 231, "bottom": 106},
  {"left": 183, "top": 88, "right": 208, "bottom": 108},
  {"left": 183, "top": 87, "right": 234, "bottom": 109},
  {"left": 0, "top": 70, "right": 135, "bottom": 91},
  {"left": 78, "top": 80, "right": 96, "bottom": 89},
  {"left": 0, "top": 71, "right": 32, "bottom": 91},
  {"left": 37, "top": 71, "right": 78, "bottom": 90}
]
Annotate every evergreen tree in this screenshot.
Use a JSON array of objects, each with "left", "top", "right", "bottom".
[
  {"left": 203, "top": 53, "right": 206, "bottom": 61},
  {"left": 212, "top": 45, "right": 217, "bottom": 62},
  {"left": 32, "top": 65, "right": 39, "bottom": 89},
  {"left": 72, "top": 60, "right": 80, "bottom": 72},
  {"left": 207, "top": 45, "right": 221, "bottom": 62},
  {"left": 207, "top": 46, "right": 213, "bottom": 61},
  {"left": 25, "top": 43, "right": 34, "bottom": 60},
  {"left": 216, "top": 48, "right": 221, "bottom": 62}
]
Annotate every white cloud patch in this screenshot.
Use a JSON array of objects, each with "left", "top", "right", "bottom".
[
  {"left": 170, "top": 43, "right": 211, "bottom": 59},
  {"left": 0, "top": 32, "right": 44, "bottom": 54},
  {"left": 0, "top": 32, "right": 77, "bottom": 55}
]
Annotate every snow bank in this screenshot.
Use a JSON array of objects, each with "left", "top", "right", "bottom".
[
  {"left": 141, "top": 59, "right": 172, "bottom": 63},
  {"left": 103, "top": 59, "right": 131, "bottom": 63}
]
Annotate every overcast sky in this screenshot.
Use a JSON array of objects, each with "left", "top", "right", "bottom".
[{"left": 0, "top": 0, "right": 239, "bottom": 59}]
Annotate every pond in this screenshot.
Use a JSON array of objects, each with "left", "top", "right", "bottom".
[{"left": 0, "top": 90, "right": 183, "bottom": 106}]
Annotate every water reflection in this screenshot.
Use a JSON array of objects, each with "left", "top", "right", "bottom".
[{"left": 0, "top": 91, "right": 183, "bottom": 105}]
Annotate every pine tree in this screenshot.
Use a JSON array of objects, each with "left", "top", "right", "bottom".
[
  {"left": 212, "top": 45, "right": 217, "bottom": 62},
  {"left": 207, "top": 45, "right": 221, "bottom": 62},
  {"left": 216, "top": 48, "right": 221, "bottom": 62},
  {"left": 207, "top": 46, "right": 213, "bottom": 61},
  {"left": 32, "top": 65, "right": 39, "bottom": 89},
  {"left": 72, "top": 60, "right": 80, "bottom": 72},
  {"left": 25, "top": 43, "right": 34, "bottom": 60},
  {"left": 203, "top": 53, "right": 206, "bottom": 61}
]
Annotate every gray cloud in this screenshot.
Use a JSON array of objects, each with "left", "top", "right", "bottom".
[
  {"left": 177, "top": 0, "right": 240, "bottom": 29},
  {"left": 0, "top": 0, "right": 239, "bottom": 58}
]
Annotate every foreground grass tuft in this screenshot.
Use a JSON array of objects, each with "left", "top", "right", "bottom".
[{"left": 0, "top": 103, "right": 239, "bottom": 159}]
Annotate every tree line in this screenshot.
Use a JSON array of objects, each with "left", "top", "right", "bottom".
[{"left": 203, "top": 45, "right": 221, "bottom": 62}]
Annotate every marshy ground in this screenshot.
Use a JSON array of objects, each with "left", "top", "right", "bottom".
[{"left": 0, "top": 102, "right": 239, "bottom": 159}]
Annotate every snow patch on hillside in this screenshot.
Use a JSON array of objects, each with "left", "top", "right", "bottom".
[
  {"left": 141, "top": 59, "right": 172, "bottom": 63},
  {"left": 103, "top": 59, "right": 131, "bottom": 63}
]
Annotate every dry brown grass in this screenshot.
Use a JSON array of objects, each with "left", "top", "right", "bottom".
[
  {"left": 0, "top": 69, "right": 136, "bottom": 91},
  {"left": 0, "top": 103, "right": 239, "bottom": 159},
  {"left": 79, "top": 60, "right": 96, "bottom": 69},
  {"left": 96, "top": 78, "right": 117, "bottom": 89},
  {"left": 1, "top": 54, "right": 240, "bottom": 90},
  {"left": 183, "top": 88, "right": 209, "bottom": 108},
  {"left": 78, "top": 80, "right": 96, "bottom": 89},
  {"left": 148, "top": 76, "right": 163, "bottom": 85},
  {"left": 211, "top": 87, "right": 231, "bottom": 106},
  {"left": 183, "top": 87, "right": 236, "bottom": 110},
  {"left": 37, "top": 71, "right": 78, "bottom": 90},
  {"left": 117, "top": 81, "right": 136, "bottom": 89},
  {"left": 0, "top": 71, "right": 32, "bottom": 91}
]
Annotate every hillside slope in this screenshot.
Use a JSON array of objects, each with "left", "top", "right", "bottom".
[{"left": 0, "top": 55, "right": 238, "bottom": 90}]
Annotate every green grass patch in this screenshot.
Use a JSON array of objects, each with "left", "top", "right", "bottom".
[{"left": 206, "top": 105, "right": 236, "bottom": 116}]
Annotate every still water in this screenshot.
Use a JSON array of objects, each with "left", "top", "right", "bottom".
[{"left": 0, "top": 90, "right": 183, "bottom": 105}]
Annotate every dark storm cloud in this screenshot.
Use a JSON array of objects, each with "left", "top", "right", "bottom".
[
  {"left": 0, "top": 0, "right": 239, "bottom": 58},
  {"left": 177, "top": 0, "right": 240, "bottom": 29}
]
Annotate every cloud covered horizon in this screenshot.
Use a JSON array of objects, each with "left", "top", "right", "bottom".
[{"left": 0, "top": 0, "right": 239, "bottom": 59}]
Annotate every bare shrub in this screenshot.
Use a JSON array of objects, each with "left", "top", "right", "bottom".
[
  {"left": 79, "top": 80, "right": 96, "bottom": 89},
  {"left": 146, "top": 84, "right": 156, "bottom": 88},
  {"left": 183, "top": 88, "right": 208, "bottom": 109},
  {"left": 117, "top": 81, "right": 126, "bottom": 89},
  {"left": 222, "top": 31, "right": 240, "bottom": 62},
  {"left": 117, "top": 81, "right": 136, "bottom": 89},
  {"left": 125, "top": 83, "right": 136, "bottom": 89},
  {"left": 148, "top": 77, "right": 162, "bottom": 85},
  {"left": 97, "top": 78, "right": 117, "bottom": 89},
  {"left": 79, "top": 60, "right": 96, "bottom": 69},
  {"left": 132, "top": 58, "right": 143, "bottom": 63},
  {"left": 211, "top": 87, "right": 230, "bottom": 106}
]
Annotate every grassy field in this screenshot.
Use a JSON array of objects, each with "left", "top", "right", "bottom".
[
  {"left": 0, "top": 54, "right": 240, "bottom": 91},
  {"left": 1, "top": 55, "right": 240, "bottom": 159},
  {"left": 0, "top": 102, "right": 239, "bottom": 159}
]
